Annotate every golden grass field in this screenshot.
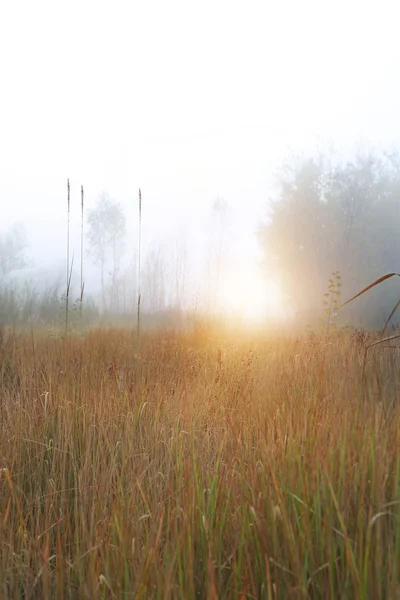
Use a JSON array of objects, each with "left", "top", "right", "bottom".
[{"left": 1, "top": 325, "right": 399, "bottom": 599}]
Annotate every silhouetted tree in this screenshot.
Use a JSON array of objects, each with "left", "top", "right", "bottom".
[
  {"left": 87, "top": 192, "right": 126, "bottom": 311},
  {"left": 258, "top": 150, "right": 400, "bottom": 326},
  {"left": 0, "top": 223, "right": 28, "bottom": 281}
]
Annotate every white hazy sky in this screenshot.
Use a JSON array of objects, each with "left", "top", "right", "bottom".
[{"left": 1, "top": 0, "right": 400, "bottom": 299}]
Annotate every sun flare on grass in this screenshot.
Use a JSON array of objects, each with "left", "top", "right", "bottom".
[{"left": 216, "top": 267, "right": 287, "bottom": 324}]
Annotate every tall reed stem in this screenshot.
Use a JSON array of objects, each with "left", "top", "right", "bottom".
[
  {"left": 66, "top": 179, "right": 71, "bottom": 338},
  {"left": 137, "top": 188, "right": 142, "bottom": 352},
  {"left": 80, "top": 185, "right": 85, "bottom": 319}
]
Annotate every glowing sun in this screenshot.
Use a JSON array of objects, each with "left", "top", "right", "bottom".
[{"left": 216, "top": 267, "right": 287, "bottom": 324}]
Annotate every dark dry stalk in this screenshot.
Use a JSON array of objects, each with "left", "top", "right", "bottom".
[
  {"left": 137, "top": 188, "right": 142, "bottom": 352},
  {"left": 66, "top": 179, "right": 71, "bottom": 338},
  {"left": 80, "top": 185, "right": 85, "bottom": 319},
  {"left": 380, "top": 297, "right": 400, "bottom": 339},
  {"left": 326, "top": 294, "right": 333, "bottom": 335}
]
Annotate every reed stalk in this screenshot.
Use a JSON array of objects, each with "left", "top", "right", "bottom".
[
  {"left": 137, "top": 188, "right": 142, "bottom": 352},
  {"left": 80, "top": 184, "right": 85, "bottom": 319}
]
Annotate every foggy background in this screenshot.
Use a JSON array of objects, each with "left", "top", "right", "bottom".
[{"left": 1, "top": 0, "right": 400, "bottom": 329}]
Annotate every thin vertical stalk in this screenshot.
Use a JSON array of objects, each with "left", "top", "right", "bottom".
[
  {"left": 137, "top": 188, "right": 142, "bottom": 352},
  {"left": 66, "top": 179, "right": 71, "bottom": 338},
  {"left": 80, "top": 185, "right": 85, "bottom": 319}
]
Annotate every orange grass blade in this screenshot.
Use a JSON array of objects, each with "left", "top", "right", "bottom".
[{"left": 339, "top": 273, "right": 400, "bottom": 309}]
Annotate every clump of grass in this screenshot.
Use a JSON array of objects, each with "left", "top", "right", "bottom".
[{"left": 0, "top": 326, "right": 399, "bottom": 598}]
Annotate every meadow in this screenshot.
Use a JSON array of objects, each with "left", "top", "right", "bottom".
[{"left": 1, "top": 325, "right": 399, "bottom": 599}]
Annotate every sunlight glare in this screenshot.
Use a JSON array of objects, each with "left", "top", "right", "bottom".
[{"left": 216, "top": 268, "right": 286, "bottom": 324}]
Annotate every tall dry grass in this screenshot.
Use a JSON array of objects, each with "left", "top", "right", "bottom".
[{"left": 0, "top": 326, "right": 399, "bottom": 599}]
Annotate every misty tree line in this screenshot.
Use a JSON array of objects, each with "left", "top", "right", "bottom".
[
  {"left": 0, "top": 221, "right": 99, "bottom": 327},
  {"left": 86, "top": 192, "right": 188, "bottom": 316},
  {"left": 0, "top": 192, "right": 189, "bottom": 326},
  {"left": 258, "top": 149, "right": 400, "bottom": 327},
  {"left": 85, "top": 193, "right": 230, "bottom": 318},
  {"left": 2, "top": 148, "right": 400, "bottom": 328}
]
